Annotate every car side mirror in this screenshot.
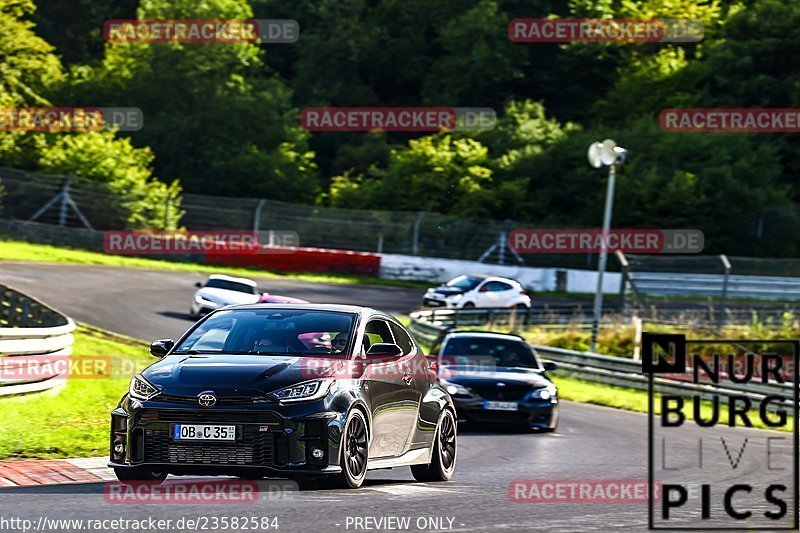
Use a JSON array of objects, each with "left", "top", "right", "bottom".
[
  {"left": 195, "top": 282, "right": 202, "bottom": 288},
  {"left": 150, "top": 339, "right": 174, "bottom": 358},
  {"left": 543, "top": 361, "right": 557, "bottom": 372},
  {"left": 366, "top": 343, "right": 403, "bottom": 359}
]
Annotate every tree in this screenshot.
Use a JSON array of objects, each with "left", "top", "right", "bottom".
[
  {"left": 59, "top": 0, "right": 320, "bottom": 201},
  {"left": 33, "top": 0, "right": 137, "bottom": 64},
  {"left": 37, "top": 131, "right": 182, "bottom": 230}
]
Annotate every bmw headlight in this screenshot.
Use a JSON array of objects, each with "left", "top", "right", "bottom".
[
  {"left": 269, "top": 380, "right": 334, "bottom": 403},
  {"left": 441, "top": 379, "right": 471, "bottom": 396},
  {"left": 129, "top": 374, "right": 159, "bottom": 401},
  {"left": 531, "top": 383, "right": 557, "bottom": 401}
]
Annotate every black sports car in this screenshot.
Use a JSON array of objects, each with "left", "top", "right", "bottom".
[
  {"left": 429, "top": 331, "right": 559, "bottom": 431},
  {"left": 109, "top": 304, "right": 456, "bottom": 489}
]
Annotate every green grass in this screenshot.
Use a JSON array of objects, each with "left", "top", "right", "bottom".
[
  {"left": 0, "top": 326, "right": 152, "bottom": 460},
  {"left": 554, "top": 374, "right": 792, "bottom": 433},
  {"left": 0, "top": 239, "right": 429, "bottom": 289}
]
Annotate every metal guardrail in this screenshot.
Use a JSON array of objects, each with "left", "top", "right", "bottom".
[
  {"left": 630, "top": 272, "right": 800, "bottom": 301},
  {"left": 0, "top": 284, "right": 76, "bottom": 396},
  {"left": 408, "top": 310, "right": 794, "bottom": 409}
]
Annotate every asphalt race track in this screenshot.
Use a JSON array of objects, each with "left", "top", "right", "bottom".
[
  {"left": 0, "top": 262, "right": 423, "bottom": 339},
  {"left": 0, "top": 262, "right": 790, "bottom": 532},
  {"left": 0, "top": 403, "right": 788, "bottom": 532}
]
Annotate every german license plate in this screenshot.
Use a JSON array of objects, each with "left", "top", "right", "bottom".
[
  {"left": 173, "top": 424, "right": 236, "bottom": 441},
  {"left": 483, "top": 401, "right": 518, "bottom": 411}
]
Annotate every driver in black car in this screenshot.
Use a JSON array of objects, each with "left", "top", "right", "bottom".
[
  {"left": 331, "top": 332, "right": 349, "bottom": 353},
  {"left": 253, "top": 328, "right": 294, "bottom": 353}
]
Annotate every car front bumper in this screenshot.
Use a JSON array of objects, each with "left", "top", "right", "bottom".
[
  {"left": 109, "top": 397, "right": 348, "bottom": 476},
  {"left": 450, "top": 397, "right": 559, "bottom": 429}
]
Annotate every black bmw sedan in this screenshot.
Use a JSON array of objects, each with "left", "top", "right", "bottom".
[
  {"left": 109, "top": 304, "right": 456, "bottom": 489},
  {"left": 429, "top": 331, "right": 559, "bottom": 431}
]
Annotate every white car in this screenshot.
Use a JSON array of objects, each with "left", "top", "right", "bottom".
[
  {"left": 422, "top": 274, "right": 531, "bottom": 309},
  {"left": 190, "top": 274, "right": 261, "bottom": 318}
]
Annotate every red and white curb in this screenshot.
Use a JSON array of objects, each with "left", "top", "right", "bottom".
[{"left": 0, "top": 457, "right": 114, "bottom": 487}]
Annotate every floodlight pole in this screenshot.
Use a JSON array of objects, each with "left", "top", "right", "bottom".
[{"left": 589, "top": 164, "right": 616, "bottom": 353}]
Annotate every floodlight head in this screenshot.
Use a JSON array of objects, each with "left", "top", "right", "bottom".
[
  {"left": 613, "top": 146, "right": 628, "bottom": 165},
  {"left": 599, "top": 139, "right": 618, "bottom": 166},
  {"left": 589, "top": 139, "right": 628, "bottom": 168},
  {"left": 587, "top": 142, "right": 604, "bottom": 168}
]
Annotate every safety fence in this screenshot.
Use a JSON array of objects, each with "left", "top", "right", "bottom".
[
  {"left": 0, "top": 284, "right": 76, "bottom": 396},
  {"left": 408, "top": 309, "right": 795, "bottom": 410}
]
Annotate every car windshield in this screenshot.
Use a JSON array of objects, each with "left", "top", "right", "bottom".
[
  {"left": 204, "top": 279, "right": 257, "bottom": 294},
  {"left": 173, "top": 309, "right": 356, "bottom": 356},
  {"left": 446, "top": 275, "right": 483, "bottom": 290},
  {"left": 442, "top": 337, "right": 541, "bottom": 369}
]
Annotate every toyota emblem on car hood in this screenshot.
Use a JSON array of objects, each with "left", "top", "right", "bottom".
[{"left": 198, "top": 392, "right": 217, "bottom": 408}]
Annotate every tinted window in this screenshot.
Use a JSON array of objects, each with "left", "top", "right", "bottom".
[
  {"left": 389, "top": 322, "right": 414, "bottom": 354},
  {"left": 204, "top": 279, "right": 257, "bottom": 294},
  {"left": 442, "top": 337, "right": 540, "bottom": 369},
  {"left": 364, "top": 319, "right": 394, "bottom": 347},
  {"left": 485, "top": 281, "right": 513, "bottom": 292},
  {"left": 174, "top": 309, "right": 356, "bottom": 356}
]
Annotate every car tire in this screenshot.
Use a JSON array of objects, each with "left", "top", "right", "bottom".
[
  {"left": 113, "top": 467, "right": 167, "bottom": 485},
  {"left": 411, "top": 409, "right": 457, "bottom": 482},
  {"left": 462, "top": 302, "right": 475, "bottom": 309},
  {"left": 328, "top": 409, "right": 369, "bottom": 489}
]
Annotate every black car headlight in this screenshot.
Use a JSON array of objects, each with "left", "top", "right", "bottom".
[
  {"left": 269, "top": 379, "right": 334, "bottom": 403},
  {"left": 129, "top": 374, "right": 159, "bottom": 401},
  {"left": 530, "top": 383, "right": 557, "bottom": 401}
]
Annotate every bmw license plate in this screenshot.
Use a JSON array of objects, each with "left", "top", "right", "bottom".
[
  {"left": 483, "top": 401, "right": 518, "bottom": 411},
  {"left": 173, "top": 424, "right": 236, "bottom": 441}
]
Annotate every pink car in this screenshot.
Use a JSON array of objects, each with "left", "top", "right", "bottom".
[{"left": 258, "top": 293, "right": 309, "bottom": 304}]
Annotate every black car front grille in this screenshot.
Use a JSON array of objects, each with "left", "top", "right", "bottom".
[
  {"left": 470, "top": 386, "right": 531, "bottom": 401},
  {"left": 139, "top": 409, "right": 281, "bottom": 424},
  {"left": 467, "top": 410, "right": 533, "bottom": 424},
  {"left": 143, "top": 429, "right": 274, "bottom": 466}
]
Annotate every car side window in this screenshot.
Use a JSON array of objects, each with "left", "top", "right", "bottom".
[
  {"left": 389, "top": 322, "right": 414, "bottom": 354},
  {"left": 486, "top": 281, "right": 512, "bottom": 292},
  {"left": 364, "top": 319, "right": 394, "bottom": 348}
]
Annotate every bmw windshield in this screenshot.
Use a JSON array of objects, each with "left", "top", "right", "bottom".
[
  {"left": 443, "top": 337, "right": 541, "bottom": 370},
  {"left": 173, "top": 309, "right": 357, "bottom": 356}
]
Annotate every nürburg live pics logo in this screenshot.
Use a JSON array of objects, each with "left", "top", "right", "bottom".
[{"left": 644, "top": 332, "right": 799, "bottom": 530}]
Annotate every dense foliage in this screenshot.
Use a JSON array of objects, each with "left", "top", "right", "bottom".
[{"left": 0, "top": 0, "right": 795, "bottom": 252}]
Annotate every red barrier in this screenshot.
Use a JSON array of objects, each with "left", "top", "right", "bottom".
[{"left": 205, "top": 246, "right": 381, "bottom": 276}]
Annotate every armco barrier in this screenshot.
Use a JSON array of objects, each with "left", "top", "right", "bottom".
[
  {"left": 0, "top": 284, "right": 76, "bottom": 396},
  {"left": 408, "top": 310, "right": 794, "bottom": 408},
  {"left": 205, "top": 246, "right": 381, "bottom": 276}
]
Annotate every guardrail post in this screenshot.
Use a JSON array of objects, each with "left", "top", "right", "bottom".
[
  {"left": 718, "top": 254, "right": 731, "bottom": 328},
  {"left": 452, "top": 309, "right": 459, "bottom": 329},
  {"left": 632, "top": 314, "right": 642, "bottom": 360}
]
